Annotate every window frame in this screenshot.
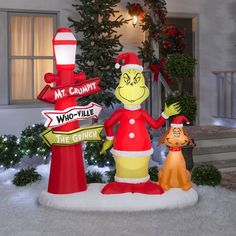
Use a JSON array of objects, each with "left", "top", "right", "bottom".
[{"left": 0, "top": 9, "right": 58, "bottom": 107}]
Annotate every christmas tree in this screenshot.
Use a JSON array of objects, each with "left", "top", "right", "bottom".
[{"left": 69, "top": 0, "right": 127, "bottom": 108}]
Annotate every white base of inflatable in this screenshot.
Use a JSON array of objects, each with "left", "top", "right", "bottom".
[{"left": 38, "top": 183, "right": 198, "bottom": 211}]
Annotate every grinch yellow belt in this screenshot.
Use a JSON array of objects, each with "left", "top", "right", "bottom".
[{"left": 114, "top": 155, "right": 150, "bottom": 179}]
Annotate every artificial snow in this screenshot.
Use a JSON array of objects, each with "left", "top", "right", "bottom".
[
  {"left": 38, "top": 184, "right": 198, "bottom": 211},
  {"left": 1, "top": 166, "right": 236, "bottom": 235}
]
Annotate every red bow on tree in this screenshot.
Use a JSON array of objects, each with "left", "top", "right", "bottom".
[{"left": 149, "top": 63, "right": 160, "bottom": 81}]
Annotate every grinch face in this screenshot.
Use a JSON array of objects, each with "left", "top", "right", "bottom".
[
  {"left": 164, "top": 127, "right": 190, "bottom": 147},
  {"left": 115, "top": 69, "right": 149, "bottom": 105}
]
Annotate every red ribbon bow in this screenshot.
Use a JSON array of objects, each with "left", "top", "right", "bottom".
[{"left": 149, "top": 63, "right": 160, "bottom": 81}]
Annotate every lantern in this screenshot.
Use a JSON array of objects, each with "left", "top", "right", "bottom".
[{"left": 53, "top": 28, "right": 77, "bottom": 69}]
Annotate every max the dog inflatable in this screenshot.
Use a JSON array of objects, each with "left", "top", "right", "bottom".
[
  {"left": 101, "top": 52, "right": 180, "bottom": 194},
  {"left": 158, "top": 116, "right": 193, "bottom": 191}
]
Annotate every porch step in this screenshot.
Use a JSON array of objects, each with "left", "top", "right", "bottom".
[
  {"left": 185, "top": 125, "right": 236, "bottom": 140},
  {"left": 186, "top": 126, "right": 236, "bottom": 170},
  {"left": 195, "top": 159, "right": 236, "bottom": 173},
  {"left": 193, "top": 152, "right": 236, "bottom": 163},
  {"left": 193, "top": 138, "right": 236, "bottom": 155}
]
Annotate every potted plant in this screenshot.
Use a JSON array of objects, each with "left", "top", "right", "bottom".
[{"left": 165, "top": 53, "right": 196, "bottom": 93}]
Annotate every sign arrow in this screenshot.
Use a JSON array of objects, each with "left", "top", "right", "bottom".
[
  {"left": 40, "top": 125, "right": 104, "bottom": 147},
  {"left": 42, "top": 102, "right": 102, "bottom": 128},
  {"left": 37, "top": 78, "right": 101, "bottom": 104}
]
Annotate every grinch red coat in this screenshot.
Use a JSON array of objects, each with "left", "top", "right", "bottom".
[{"left": 104, "top": 106, "right": 167, "bottom": 157}]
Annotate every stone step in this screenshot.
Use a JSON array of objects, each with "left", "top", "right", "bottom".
[
  {"left": 193, "top": 151, "right": 236, "bottom": 163},
  {"left": 193, "top": 138, "right": 236, "bottom": 155},
  {"left": 185, "top": 126, "right": 236, "bottom": 141},
  {"left": 195, "top": 159, "right": 236, "bottom": 173},
  {"left": 194, "top": 144, "right": 236, "bottom": 155},
  {"left": 196, "top": 137, "right": 236, "bottom": 147}
]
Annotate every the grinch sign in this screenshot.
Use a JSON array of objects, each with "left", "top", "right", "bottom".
[{"left": 41, "top": 125, "right": 103, "bottom": 147}]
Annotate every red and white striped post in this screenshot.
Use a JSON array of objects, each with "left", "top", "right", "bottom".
[{"left": 38, "top": 28, "right": 87, "bottom": 194}]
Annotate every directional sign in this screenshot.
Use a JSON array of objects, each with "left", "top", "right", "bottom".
[
  {"left": 42, "top": 102, "right": 102, "bottom": 128},
  {"left": 40, "top": 125, "right": 104, "bottom": 147},
  {"left": 37, "top": 78, "right": 101, "bottom": 104}
]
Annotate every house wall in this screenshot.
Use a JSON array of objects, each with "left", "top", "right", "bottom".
[
  {"left": 167, "top": 0, "right": 236, "bottom": 126},
  {"left": 0, "top": 0, "right": 75, "bottom": 136},
  {"left": 0, "top": 0, "right": 236, "bottom": 136}
]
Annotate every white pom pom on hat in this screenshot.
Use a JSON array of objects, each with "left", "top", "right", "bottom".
[{"left": 115, "top": 63, "right": 120, "bottom": 69}]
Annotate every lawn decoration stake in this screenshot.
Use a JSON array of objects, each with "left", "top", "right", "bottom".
[
  {"left": 158, "top": 116, "right": 193, "bottom": 191},
  {"left": 101, "top": 52, "right": 181, "bottom": 194},
  {"left": 38, "top": 28, "right": 102, "bottom": 194}
]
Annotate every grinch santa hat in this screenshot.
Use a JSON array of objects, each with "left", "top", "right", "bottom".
[
  {"left": 115, "top": 52, "right": 143, "bottom": 73},
  {"left": 171, "top": 115, "right": 190, "bottom": 128}
]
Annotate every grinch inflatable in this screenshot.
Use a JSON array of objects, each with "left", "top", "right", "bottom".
[{"left": 101, "top": 52, "right": 180, "bottom": 194}]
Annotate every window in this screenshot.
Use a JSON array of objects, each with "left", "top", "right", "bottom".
[{"left": 8, "top": 12, "right": 57, "bottom": 104}]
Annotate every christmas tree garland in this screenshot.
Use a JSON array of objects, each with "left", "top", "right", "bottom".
[{"left": 138, "top": 0, "right": 167, "bottom": 64}]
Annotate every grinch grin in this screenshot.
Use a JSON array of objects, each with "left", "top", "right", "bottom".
[{"left": 117, "top": 86, "right": 146, "bottom": 103}]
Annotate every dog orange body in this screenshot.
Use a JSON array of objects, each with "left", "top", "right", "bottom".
[{"left": 158, "top": 126, "right": 192, "bottom": 191}]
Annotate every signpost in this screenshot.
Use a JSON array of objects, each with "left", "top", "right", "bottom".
[
  {"left": 42, "top": 103, "right": 102, "bottom": 128},
  {"left": 38, "top": 28, "right": 103, "bottom": 194}
]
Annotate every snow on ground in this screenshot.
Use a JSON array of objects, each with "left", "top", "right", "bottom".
[{"left": 1, "top": 166, "right": 236, "bottom": 236}]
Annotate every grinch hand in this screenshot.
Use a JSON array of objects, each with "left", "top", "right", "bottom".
[{"left": 101, "top": 52, "right": 180, "bottom": 194}]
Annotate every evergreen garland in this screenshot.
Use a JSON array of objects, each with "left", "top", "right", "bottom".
[
  {"left": 18, "top": 124, "right": 51, "bottom": 162},
  {"left": 0, "top": 135, "right": 21, "bottom": 168},
  {"left": 138, "top": 0, "right": 167, "bottom": 64},
  {"left": 69, "top": 0, "right": 128, "bottom": 108},
  {"left": 13, "top": 168, "right": 41, "bottom": 186}
]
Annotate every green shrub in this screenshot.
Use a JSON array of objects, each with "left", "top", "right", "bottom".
[
  {"left": 105, "top": 169, "right": 116, "bottom": 182},
  {"left": 84, "top": 140, "right": 115, "bottom": 168},
  {"left": 0, "top": 135, "right": 21, "bottom": 168},
  {"left": 13, "top": 168, "right": 41, "bottom": 186},
  {"left": 18, "top": 124, "right": 50, "bottom": 161},
  {"left": 86, "top": 171, "right": 104, "bottom": 183},
  {"left": 163, "top": 92, "right": 197, "bottom": 124},
  {"left": 149, "top": 166, "right": 159, "bottom": 182},
  {"left": 191, "top": 164, "right": 221, "bottom": 186}
]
